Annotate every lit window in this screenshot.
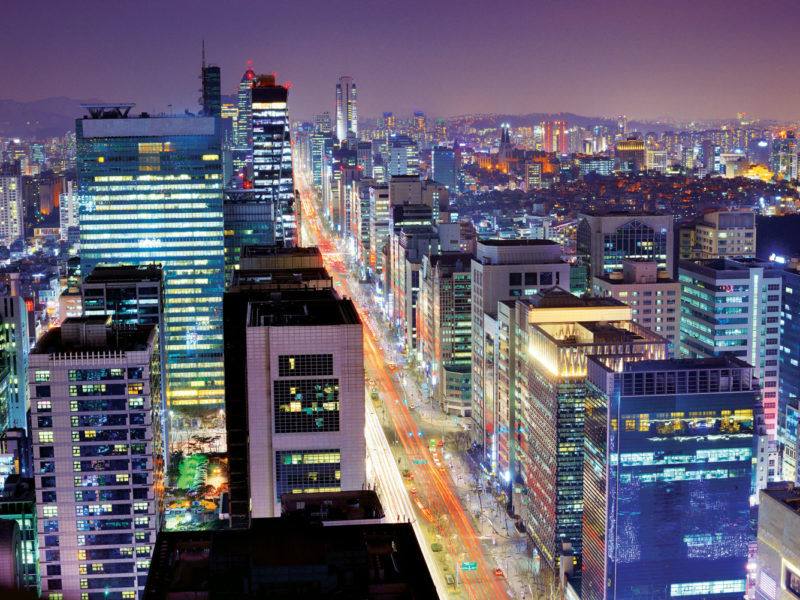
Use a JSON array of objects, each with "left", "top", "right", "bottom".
[{"left": 38, "top": 431, "right": 54, "bottom": 443}]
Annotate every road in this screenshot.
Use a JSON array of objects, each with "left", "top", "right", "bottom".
[{"left": 296, "top": 170, "right": 512, "bottom": 600}]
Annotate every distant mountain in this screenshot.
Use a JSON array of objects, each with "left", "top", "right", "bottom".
[{"left": 0, "top": 97, "right": 106, "bottom": 139}]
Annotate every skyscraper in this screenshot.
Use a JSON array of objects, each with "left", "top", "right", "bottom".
[
  {"left": 200, "top": 44, "right": 221, "bottom": 118},
  {"left": 251, "top": 74, "right": 297, "bottom": 247},
  {"left": 679, "top": 258, "right": 782, "bottom": 439},
  {"left": 431, "top": 146, "right": 456, "bottom": 192},
  {"left": 0, "top": 163, "right": 23, "bottom": 248},
  {"left": 583, "top": 356, "right": 760, "bottom": 600},
  {"left": 514, "top": 292, "right": 667, "bottom": 578},
  {"left": 77, "top": 104, "right": 225, "bottom": 415},
  {"left": 30, "top": 317, "right": 163, "bottom": 598},
  {"left": 234, "top": 62, "right": 255, "bottom": 150},
  {"left": 335, "top": 76, "right": 357, "bottom": 142}
]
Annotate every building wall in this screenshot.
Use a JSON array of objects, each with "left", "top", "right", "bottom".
[
  {"left": 30, "top": 335, "right": 163, "bottom": 598},
  {"left": 756, "top": 490, "right": 800, "bottom": 600},
  {"left": 77, "top": 116, "right": 225, "bottom": 411},
  {"left": 246, "top": 323, "right": 365, "bottom": 518}
]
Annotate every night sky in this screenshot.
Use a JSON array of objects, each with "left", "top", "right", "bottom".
[{"left": 3, "top": 0, "right": 800, "bottom": 121}]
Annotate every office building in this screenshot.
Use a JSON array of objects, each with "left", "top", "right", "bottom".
[
  {"left": 470, "top": 240, "right": 571, "bottom": 466},
  {"left": 368, "top": 184, "right": 390, "bottom": 280},
  {"left": 30, "top": 317, "right": 164, "bottom": 599},
  {"left": 578, "top": 157, "right": 614, "bottom": 177},
  {"left": 679, "top": 258, "right": 781, "bottom": 439},
  {"left": 82, "top": 265, "right": 164, "bottom": 328},
  {"left": 755, "top": 486, "right": 800, "bottom": 600},
  {"left": 200, "top": 47, "right": 221, "bottom": 119},
  {"left": 592, "top": 259, "right": 680, "bottom": 356},
  {"left": 418, "top": 253, "right": 472, "bottom": 415},
  {"left": 244, "top": 291, "right": 364, "bottom": 518},
  {"left": 222, "top": 188, "right": 275, "bottom": 282},
  {"left": 251, "top": 74, "right": 296, "bottom": 247},
  {"left": 335, "top": 76, "right": 357, "bottom": 142},
  {"left": 778, "top": 259, "right": 800, "bottom": 483},
  {"left": 542, "top": 120, "right": 568, "bottom": 154},
  {"left": 59, "top": 180, "right": 78, "bottom": 243},
  {"left": 223, "top": 251, "right": 363, "bottom": 527},
  {"left": 771, "top": 133, "right": 798, "bottom": 181},
  {"left": 0, "top": 164, "right": 23, "bottom": 248},
  {"left": 77, "top": 105, "right": 225, "bottom": 412},
  {"left": 356, "top": 141, "right": 373, "bottom": 178},
  {"left": 678, "top": 209, "right": 756, "bottom": 260},
  {"left": 615, "top": 138, "right": 646, "bottom": 171},
  {"left": 576, "top": 211, "right": 674, "bottom": 282},
  {"left": 584, "top": 356, "right": 760, "bottom": 600},
  {"left": 0, "top": 296, "right": 29, "bottom": 432},
  {"left": 234, "top": 63, "right": 255, "bottom": 150},
  {"left": 513, "top": 292, "right": 667, "bottom": 577},
  {"left": 431, "top": 146, "right": 456, "bottom": 192},
  {"left": 0, "top": 476, "right": 38, "bottom": 596},
  {"left": 388, "top": 135, "right": 419, "bottom": 177}
]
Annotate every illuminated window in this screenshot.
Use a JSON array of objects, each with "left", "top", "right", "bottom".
[
  {"left": 38, "top": 431, "right": 54, "bottom": 443},
  {"left": 35, "top": 370, "right": 51, "bottom": 382},
  {"left": 43, "top": 505, "right": 58, "bottom": 518}
]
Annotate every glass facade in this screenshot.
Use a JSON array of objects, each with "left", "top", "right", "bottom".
[
  {"left": 780, "top": 268, "right": 800, "bottom": 483},
  {"left": 251, "top": 79, "right": 296, "bottom": 247},
  {"left": 77, "top": 115, "right": 225, "bottom": 409},
  {"left": 222, "top": 189, "right": 275, "bottom": 284},
  {"left": 275, "top": 450, "right": 341, "bottom": 501},
  {"left": 583, "top": 358, "right": 758, "bottom": 600}
]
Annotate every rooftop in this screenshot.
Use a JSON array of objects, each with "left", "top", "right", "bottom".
[
  {"left": 527, "top": 287, "right": 625, "bottom": 309},
  {"left": 761, "top": 487, "right": 800, "bottom": 516},
  {"left": 248, "top": 290, "right": 360, "bottom": 328},
  {"left": 143, "top": 520, "right": 436, "bottom": 599},
  {"left": 624, "top": 355, "right": 752, "bottom": 373},
  {"left": 280, "top": 490, "right": 384, "bottom": 524},
  {"left": 477, "top": 238, "right": 559, "bottom": 247},
  {"left": 84, "top": 264, "right": 163, "bottom": 284},
  {"left": 33, "top": 317, "right": 156, "bottom": 354}
]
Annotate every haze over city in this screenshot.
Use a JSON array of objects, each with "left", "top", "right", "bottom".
[{"left": 2, "top": 0, "right": 800, "bottom": 121}]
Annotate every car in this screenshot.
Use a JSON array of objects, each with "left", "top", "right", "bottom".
[
  {"left": 436, "top": 440, "right": 445, "bottom": 447},
  {"left": 494, "top": 568, "right": 504, "bottom": 577},
  {"left": 409, "top": 487, "right": 418, "bottom": 494}
]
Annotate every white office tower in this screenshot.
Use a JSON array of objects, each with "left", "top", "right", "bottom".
[
  {"left": 245, "top": 290, "right": 365, "bottom": 518},
  {"left": 0, "top": 165, "right": 23, "bottom": 248},
  {"left": 335, "top": 76, "right": 357, "bottom": 142},
  {"left": 30, "top": 317, "right": 164, "bottom": 598}
]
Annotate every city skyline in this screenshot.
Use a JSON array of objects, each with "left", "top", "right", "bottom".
[{"left": 2, "top": 0, "right": 800, "bottom": 122}]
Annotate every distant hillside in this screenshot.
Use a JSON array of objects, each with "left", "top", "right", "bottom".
[{"left": 0, "top": 97, "right": 106, "bottom": 139}]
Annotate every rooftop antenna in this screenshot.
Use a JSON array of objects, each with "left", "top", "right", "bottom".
[{"left": 202, "top": 40, "right": 206, "bottom": 70}]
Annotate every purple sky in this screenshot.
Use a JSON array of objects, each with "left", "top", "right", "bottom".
[{"left": 3, "top": 0, "right": 800, "bottom": 121}]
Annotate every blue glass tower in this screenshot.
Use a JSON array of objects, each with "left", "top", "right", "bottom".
[
  {"left": 779, "top": 262, "right": 800, "bottom": 482},
  {"left": 583, "top": 356, "right": 760, "bottom": 600},
  {"left": 431, "top": 146, "right": 456, "bottom": 193},
  {"left": 77, "top": 105, "right": 225, "bottom": 415}
]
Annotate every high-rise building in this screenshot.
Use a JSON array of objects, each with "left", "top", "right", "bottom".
[
  {"left": 30, "top": 317, "right": 164, "bottom": 598},
  {"left": 679, "top": 258, "right": 782, "bottom": 440},
  {"left": 388, "top": 135, "right": 419, "bottom": 177},
  {"left": 0, "top": 476, "right": 39, "bottom": 596},
  {"left": 771, "top": 132, "right": 798, "bottom": 181},
  {"left": 82, "top": 265, "right": 164, "bottom": 328},
  {"left": 0, "top": 164, "right": 23, "bottom": 248},
  {"left": 77, "top": 105, "right": 225, "bottom": 413},
  {"left": 368, "top": 184, "right": 390, "bottom": 279},
  {"left": 576, "top": 211, "right": 674, "bottom": 283},
  {"left": 418, "top": 253, "right": 472, "bottom": 415},
  {"left": 431, "top": 146, "right": 456, "bottom": 192},
  {"left": 470, "top": 240, "right": 571, "bottom": 468},
  {"left": 615, "top": 138, "right": 646, "bottom": 171},
  {"left": 59, "top": 179, "right": 78, "bottom": 243},
  {"left": 223, "top": 188, "right": 275, "bottom": 282},
  {"left": 584, "top": 356, "right": 761, "bottom": 600},
  {"left": 541, "top": 120, "right": 568, "bottom": 154},
  {"left": 251, "top": 74, "right": 297, "bottom": 247},
  {"left": 200, "top": 45, "right": 221, "bottom": 119},
  {"left": 356, "top": 141, "right": 373, "bottom": 179},
  {"left": 513, "top": 292, "right": 667, "bottom": 578},
  {"left": 313, "top": 111, "right": 332, "bottom": 134},
  {"left": 774, "top": 258, "right": 800, "bottom": 483},
  {"left": 755, "top": 486, "right": 800, "bottom": 600},
  {"left": 243, "top": 291, "right": 364, "bottom": 518},
  {"left": 234, "top": 62, "right": 255, "bottom": 150},
  {"left": 678, "top": 209, "right": 756, "bottom": 260},
  {"left": 335, "top": 76, "right": 357, "bottom": 142},
  {"left": 592, "top": 259, "right": 680, "bottom": 356},
  {"left": 223, "top": 247, "right": 331, "bottom": 528},
  {"left": 0, "top": 296, "right": 29, "bottom": 433}
]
